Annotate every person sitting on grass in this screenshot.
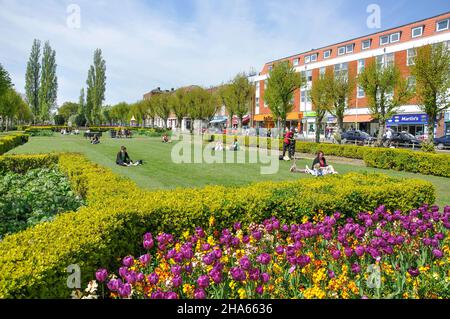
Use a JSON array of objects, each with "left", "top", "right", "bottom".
[
  {"left": 116, "top": 146, "right": 142, "bottom": 167},
  {"left": 91, "top": 134, "right": 100, "bottom": 145},
  {"left": 311, "top": 151, "right": 338, "bottom": 175},
  {"left": 214, "top": 140, "right": 224, "bottom": 151},
  {"left": 162, "top": 134, "right": 171, "bottom": 143},
  {"left": 229, "top": 138, "right": 239, "bottom": 151}
]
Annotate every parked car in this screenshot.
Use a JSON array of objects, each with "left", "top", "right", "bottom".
[
  {"left": 341, "top": 130, "right": 375, "bottom": 144},
  {"left": 434, "top": 135, "right": 450, "bottom": 150},
  {"left": 386, "top": 132, "right": 421, "bottom": 148}
]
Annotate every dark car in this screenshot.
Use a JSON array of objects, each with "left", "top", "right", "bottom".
[
  {"left": 434, "top": 135, "right": 450, "bottom": 150},
  {"left": 341, "top": 130, "right": 375, "bottom": 144},
  {"left": 388, "top": 132, "right": 421, "bottom": 148}
]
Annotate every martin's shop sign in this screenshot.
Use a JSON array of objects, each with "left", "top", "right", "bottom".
[{"left": 387, "top": 114, "right": 428, "bottom": 126}]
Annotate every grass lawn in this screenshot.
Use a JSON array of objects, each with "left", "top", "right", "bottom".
[{"left": 7, "top": 134, "right": 449, "bottom": 207}]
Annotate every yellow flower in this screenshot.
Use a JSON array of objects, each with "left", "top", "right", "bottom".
[
  {"left": 403, "top": 292, "right": 409, "bottom": 299},
  {"left": 229, "top": 281, "right": 236, "bottom": 290},
  {"left": 301, "top": 216, "right": 309, "bottom": 224},
  {"left": 207, "top": 236, "right": 215, "bottom": 246},
  {"left": 303, "top": 286, "right": 326, "bottom": 299},
  {"left": 182, "top": 230, "right": 190, "bottom": 240},
  {"left": 238, "top": 288, "right": 246, "bottom": 299},
  {"left": 273, "top": 263, "right": 282, "bottom": 274},
  {"left": 209, "top": 216, "right": 216, "bottom": 227},
  {"left": 221, "top": 256, "right": 229, "bottom": 264}
]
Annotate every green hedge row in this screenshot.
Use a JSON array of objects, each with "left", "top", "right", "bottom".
[
  {"left": 210, "top": 134, "right": 450, "bottom": 177},
  {"left": 0, "top": 133, "right": 29, "bottom": 155},
  {"left": 0, "top": 153, "right": 436, "bottom": 298}
]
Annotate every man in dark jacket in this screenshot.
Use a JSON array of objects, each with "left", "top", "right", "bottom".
[{"left": 116, "top": 146, "right": 133, "bottom": 166}]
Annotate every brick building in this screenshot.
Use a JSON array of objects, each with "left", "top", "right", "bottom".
[{"left": 250, "top": 12, "right": 450, "bottom": 138}]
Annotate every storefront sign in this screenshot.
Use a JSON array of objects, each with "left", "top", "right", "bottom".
[
  {"left": 387, "top": 113, "right": 428, "bottom": 125},
  {"left": 327, "top": 116, "right": 336, "bottom": 123},
  {"left": 445, "top": 112, "right": 450, "bottom": 122},
  {"left": 305, "top": 112, "right": 316, "bottom": 117}
]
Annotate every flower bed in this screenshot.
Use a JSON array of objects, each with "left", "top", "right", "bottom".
[
  {"left": 0, "top": 154, "right": 436, "bottom": 298},
  {"left": 80, "top": 205, "right": 449, "bottom": 299},
  {"left": 0, "top": 133, "right": 29, "bottom": 155}
]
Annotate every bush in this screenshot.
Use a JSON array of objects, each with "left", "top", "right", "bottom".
[
  {"left": 0, "top": 133, "right": 29, "bottom": 155},
  {"left": 0, "top": 168, "right": 84, "bottom": 238},
  {"left": 0, "top": 153, "right": 436, "bottom": 298},
  {"left": 0, "top": 154, "right": 58, "bottom": 175},
  {"left": 54, "top": 114, "right": 65, "bottom": 126},
  {"left": 74, "top": 114, "right": 87, "bottom": 127}
]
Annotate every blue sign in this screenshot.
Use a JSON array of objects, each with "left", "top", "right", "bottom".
[
  {"left": 387, "top": 113, "right": 428, "bottom": 126},
  {"left": 327, "top": 116, "right": 336, "bottom": 123}
]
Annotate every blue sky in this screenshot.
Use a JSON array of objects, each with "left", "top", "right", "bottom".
[{"left": 0, "top": 0, "right": 449, "bottom": 106}]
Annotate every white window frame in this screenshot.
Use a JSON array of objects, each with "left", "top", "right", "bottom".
[
  {"left": 268, "top": 65, "right": 273, "bottom": 71},
  {"left": 357, "top": 59, "right": 365, "bottom": 74},
  {"left": 380, "top": 35, "right": 389, "bottom": 46},
  {"left": 407, "top": 76, "right": 416, "bottom": 90},
  {"left": 407, "top": 48, "right": 416, "bottom": 66},
  {"left": 323, "top": 50, "right": 331, "bottom": 59},
  {"left": 390, "top": 32, "right": 400, "bottom": 43},
  {"left": 357, "top": 86, "right": 365, "bottom": 98},
  {"left": 346, "top": 44, "right": 354, "bottom": 53},
  {"left": 338, "top": 46, "right": 346, "bottom": 55},
  {"left": 362, "top": 39, "right": 371, "bottom": 50},
  {"left": 306, "top": 70, "right": 313, "bottom": 82},
  {"left": 310, "top": 54, "right": 317, "bottom": 62},
  {"left": 411, "top": 26, "right": 423, "bottom": 38},
  {"left": 301, "top": 90, "right": 306, "bottom": 103},
  {"left": 319, "top": 67, "right": 326, "bottom": 77},
  {"left": 437, "top": 19, "right": 449, "bottom": 32},
  {"left": 305, "top": 56, "right": 311, "bottom": 64},
  {"left": 293, "top": 58, "right": 299, "bottom": 66}
]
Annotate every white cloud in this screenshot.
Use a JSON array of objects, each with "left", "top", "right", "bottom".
[{"left": 0, "top": 0, "right": 368, "bottom": 106}]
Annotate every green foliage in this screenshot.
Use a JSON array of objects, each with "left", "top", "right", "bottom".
[
  {"left": 0, "top": 153, "right": 436, "bottom": 298},
  {"left": 0, "top": 168, "right": 84, "bottom": 238},
  {"left": 0, "top": 153, "right": 58, "bottom": 175},
  {"left": 265, "top": 61, "right": 303, "bottom": 130},
  {"left": 410, "top": 43, "right": 450, "bottom": 143},
  {"left": 309, "top": 70, "right": 333, "bottom": 143},
  {"left": 0, "top": 134, "right": 29, "bottom": 155},
  {"left": 38, "top": 41, "right": 58, "bottom": 122},
  {"left": 74, "top": 113, "right": 87, "bottom": 127},
  {"left": 0, "top": 63, "right": 12, "bottom": 98},
  {"left": 25, "top": 39, "right": 41, "bottom": 121},
  {"left": 53, "top": 114, "right": 65, "bottom": 126},
  {"left": 226, "top": 73, "right": 254, "bottom": 128},
  {"left": 0, "top": 89, "right": 32, "bottom": 130},
  {"left": 86, "top": 49, "right": 106, "bottom": 125},
  {"left": 57, "top": 102, "right": 79, "bottom": 122}
]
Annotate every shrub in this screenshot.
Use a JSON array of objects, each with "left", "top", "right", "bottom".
[
  {"left": 0, "top": 168, "right": 84, "bottom": 238},
  {"left": 0, "top": 133, "right": 29, "bottom": 155},
  {"left": 0, "top": 154, "right": 58, "bottom": 175},
  {"left": 74, "top": 114, "right": 87, "bottom": 127},
  {"left": 0, "top": 153, "right": 436, "bottom": 298},
  {"left": 53, "top": 114, "right": 65, "bottom": 126}
]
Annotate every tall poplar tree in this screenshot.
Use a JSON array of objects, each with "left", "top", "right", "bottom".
[
  {"left": 25, "top": 39, "right": 41, "bottom": 122},
  {"left": 86, "top": 49, "right": 106, "bottom": 125},
  {"left": 39, "top": 41, "right": 58, "bottom": 122}
]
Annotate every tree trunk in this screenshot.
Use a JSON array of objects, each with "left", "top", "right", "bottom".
[
  {"left": 335, "top": 116, "right": 344, "bottom": 144},
  {"left": 315, "top": 117, "right": 321, "bottom": 143},
  {"left": 427, "top": 118, "right": 435, "bottom": 143},
  {"left": 377, "top": 119, "right": 386, "bottom": 146}
]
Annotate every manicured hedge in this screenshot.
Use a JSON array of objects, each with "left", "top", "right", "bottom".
[
  {"left": 0, "top": 153, "right": 435, "bottom": 298},
  {"left": 0, "top": 133, "right": 29, "bottom": 155},
  {"left": 212, "top": 134, "right": 450, "bottom": 177},
  {"left": 0, "top": 154, "right": 58, "bottom": 175}
]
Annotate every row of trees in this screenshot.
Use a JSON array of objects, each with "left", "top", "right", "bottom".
[
  {"left": 265, "top": 42, "right": 450, "bottom": 145},
  {"left": 25, "top": 39, "right": 58, "bottom": 123},
  {"left": 0, "top": 64, "right": 32, "bottom": 130}
]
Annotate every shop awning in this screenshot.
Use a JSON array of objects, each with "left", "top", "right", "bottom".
[
  {"left": 210, "top": 116, "right": 227, "bottom": 124},
  {"left": 343, "top": 115, "right": 373, "bottom": 123},
  {"left": 232, "top": 115, "right": 250, "bottom": 125},
  {"left": 254, "top": 114, "right": 273, "bottom": 122},
  {"left": 287, "top": 112, "right": 303, "bottom": 121}
]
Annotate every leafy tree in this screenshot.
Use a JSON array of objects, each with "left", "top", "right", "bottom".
[
  {"left": 410, "top": 43, "right": 450, "bottom": 143},
  {"left": 326, "top": 68, "right": 355, "bottom": 142},
  {"left": 102, "top": 105, "right": 113, "bottom": 126},
  {"left": 131, "top": 100, "right": 149, "bottom": 128},
  {"left": 78, "top": 88, "right": 85, "bottom": 116},
  {"left": 186, "top": 87, "right": 213, "bottom": 134},
  {"left": 57, "top": 102, "right": 79, "bottom": 122},
  {"left": 264, "top": 61, "right": 303, "bottom": 134},
  {"left": 358, "top": 59, "right": 413, "bottom": 145},
  {"left": 39, "top": 41, "right": 58, "bottom": 122},
  {"left": 86, "top": 49, "right": 106, "bottom": 124},
  {"left": 54, "top": 114, "right": 65, "bottom": 125},
  {"left": 25, "top": 39, "right": 41, "bottom": 122},
  {"left": 0, "top": 63, "right": 12, "bottom": 98},
  {"left": 310, "top": 70, "right": 333, "bottom": 143},
  {"left": 110, "top": 102, "right": 130, "bottom": 125},
  {"left": 74, "top": 113, "right": 87, "bottom": 127},
  {"left": 218, "top": 84, "right": 235, "bottom": 130},
  {"left": 154, "top": 93, "right": 171, "bottom": 129},
  {"left": 170, "top": 88, "right": 189, "bottom": 130},
  {"left": 0, "top": 89, "right": 24, "bottom": 130},
  {"left": 142, "top": 98, "right": 156, "bottom": 128},
  {"left": 228, "top": 73, "right": 254, "bottom": 128}
]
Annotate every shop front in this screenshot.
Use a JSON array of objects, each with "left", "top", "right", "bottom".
[
  {"left": 445, "top": 112, "right": 450, "bottom": 135},
  {"left": 286, "top": 112, "right": 303, "bottom": 132},
  {"left": 387, "top": 113, "right": 428, "bottom": 137},
  {"left": 343, "top": 114, "right": 375, "bottom": 134},
  {"left": 253, "top": 114, "right": 274, "bottom": 129}
]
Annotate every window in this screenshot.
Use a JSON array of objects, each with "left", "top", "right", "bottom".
[
  {"left": 264, "top": 80, "right": 268, "bottom": 89},
  {"left": 380, "top": 35, "right": 390, "bottom": 45},
  {"left": 323, "top": 50, "right": 331, "bottom": 59},
  {"left": 346, "top": 43, "right": 354, "bottom": 53},
  {"left": 411, "top": 26, "right": 423, "bottom": 38},
  {"left": 256, "top": 81, "right": 260, "bottom": 91},
  {"left": 376, "top": 53, "right": 394, "bottom": 68},
  {"left": 357, "top": 59, "right": 365, "bottom": 74},
  {"left": 293, "top": 58, "right": 299, "bottom": 66},
  {"left": 334, "top": 62, "right": 348, "bottom": 78},
  {"left": 306, "top": 70, "right": 313, "bottom": 82},
  {"left": 407, "top": 76, "right": 416, "bottom": 90},
  {"left": 268, "top": 65, "right": 273, "bottom": 71},
  {"left": 390, "top": 32, "right": 400, "bottom": 43},
  {"left": 310, "top": 54, "right": 318, "bottom": 62},
  {"left": 407, "top": 48, "right": 416, "bottom": 66},
  {"left": 357, "top": 86, "right": 365, "bottom": 98},
  {"left": 319, "top": 67, "right": 326, "bottom": 77},
  {"left": 255, "top": 97, "right": 260, "bottom": 105},
  {"left": 338, "top": 46, "right": 346, "bottom": 55},
  {"left": 305, "top": 56, "right": 311, "bottom": 64},
  {"left": 362, "top": 39, "right": 371, "bottom": 50},
  {"left": 437, "top": 19, "right": 449, "bottom": 32},
  {"left": 301, "top": 90, "right": 306, "bottom": 103}
]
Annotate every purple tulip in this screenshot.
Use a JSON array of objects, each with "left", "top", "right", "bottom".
[
  {"left": 122, "top": 256, "right": 134, "bottom": 267},
  {"left": 165, "top": 292, "right": 178, "bottom": 299},
  {"left": 151, "top": 290, "right": 165, "bottom": 299},
  {"left": 119, "top": 266, "right": 128, "bottom": 278},
  {"left": 344, "top": 247, "right": 353, "bottom": 258},
  {"left": 242, "top": 235, "right": 250, "bottom": 244},
  {"left": 143, "top": 232, "right": 153, "bottom": 241},
  {"left": 95, "top": 268, "right": 108, "bottom": 282},
  {"left": 197, "top": 275, "right": 210, "bottom": 288},
  {"left": 275, "top": 245, "right": 284, "bottom": 255},
  {"left": 233, "top": 222, "right": 241, "bottom": 231},
  {"left": 407, "top": 268, "right": 420, "bottom": 277},
  {"left": 214, "top": 249, "right": 222, "bottom": 259},
  {"left": 432, "top": 249, "right": 443, "bottom": 259},
  {"left": 422, "top": 238, "right": 432, "bottom": 246},
  {"left": 202, "top": 243, "right": 211, "bottom": 251},
  {"left": 256, "top": 253, "right": 271, "bottom": 265},
  {"left": 256, "top": 286, "right": 264, "bottom": 295},
  {"left": 351, "top": 263, "right": 361, "bottom": 274},
  {"left": 239, "top": 256, "right": 252, "bottom": 270},
  {"left": 210, "top": 269, "right": 222, "bottom": 284},
  {"left": 260, "top": 272, "right": 270, "bottom": 283},
  {"left": 148, "top": 273, "right": 159, "bottom": 285},
  {"left": 143, "top": 239, "right": 154, "bottom": 250},
  {"left": 331, "top": 249, "right": 341, "bottom": 260},
  {"left": 203, "top": 253, "right": 215, "bottom": 266},
  {"left": 118, "top": 283, "right": 132, "bottom": 298},
  {"left": 355, "top": 246, "right": 365, "bottom": 257},
  {"left": 194, "top": 288, "right": 206, "bottom": 299},
  {"left": 136, "top": 273, "right": 145, "bottom": 282},
  {"left": 328, "top": 270, "right": 335, "bottom": 278},
  {"left": 172, "top": 275, "right": 182, "bottom": 288},
  {"left": 107, "top": 278, "right": 121, "bottom": 291},
  {"left": 252, "top": 230, "right": 262, "bottom": 241},
  {"left": 139, "top": 254, "right": 151, "bottom": 265},
  {"left": 171, "top": 265, "right": 182, "bottom": 276}
]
